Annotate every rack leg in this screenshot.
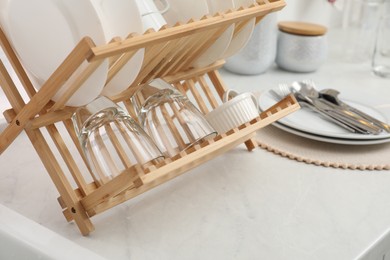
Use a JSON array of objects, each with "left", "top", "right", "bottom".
[
  {"left": 28, "top": 128, "right": 95, "bottom": 235},
  {"left": 0, "top": 58, "right": 94, "bottom": 235}
]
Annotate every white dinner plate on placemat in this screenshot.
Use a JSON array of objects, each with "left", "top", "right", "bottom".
[
  {"left": 272, "top": 122, "right": 390, "bottom": 145},
  {"left": 259, "top": 90, "right": 390, "bottom": 143}
]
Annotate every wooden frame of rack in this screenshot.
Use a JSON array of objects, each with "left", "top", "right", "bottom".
[{"left": 0, "top": 0, "right": 299, "bottom": 235}]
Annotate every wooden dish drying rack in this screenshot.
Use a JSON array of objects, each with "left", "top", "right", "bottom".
[{"left": 0, "top": 0, "right": 299, "bottom": 235}]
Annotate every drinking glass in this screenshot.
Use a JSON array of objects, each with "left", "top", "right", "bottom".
[
  {"left": 72, "top": 96, "right": 164, "bottom": 185},
  {"left": 342, "top": 0, "right": 384, "bottom": 62},
  {"left": 131, "top": 79, "right": 217, "bottom": 158},
  {"left": 372, "top": 2, "right": 390, "bottom": 77}
]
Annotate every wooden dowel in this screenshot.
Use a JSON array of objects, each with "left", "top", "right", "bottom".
[
  {"left": 45, "top": 124, "right": 89, "bottom": 196},
  {"left": 80, "top": 165, "right": 144, "bottom": 211},
  {"left": 89, "top": 0, "right": 286, "bottom": 60},
  {"left": 105, "top": 124, "right": 133, "bottom": 168},
  {"left": 185, "top": 79, "right": 209, "bottom": 114},
  {"left": 114, "top": 120, "right": 145, "bottom": 164},
  {"left": 63, "top": 118, "right": 98, "bottom": 188},
  {"left": 0, "top": 38, "right": 96, "bottom": 154},
  {"left": 150, "top": 107, "right": 176, "bottom": 156},
  {"left": 197, "top": 76, "right": 219, "bottom": 109},
  {"left": 160, "top": 103, "right": 187, "bottom": 149},
  {"left": 93, "top": 129, "right": 121, "bottom": 177},
  {"left": 86, "top": 134, "right": 114, "bottom": 185},
  {"left": 0, "top": 27, "right": 36, "bottom": 98}
]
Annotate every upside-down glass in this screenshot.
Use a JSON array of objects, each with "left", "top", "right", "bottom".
[
  {"left": 72, "top": 96, "right": 164, "bottom": 186},
  {"left": 131, "top": 79, "right": 217, "bottom": 158},
  {"left": 342, "top": 0, "right": 384, "bottom": 62},
  {"left": 372, "top": 1, "right": 390, "bottom": 77}
]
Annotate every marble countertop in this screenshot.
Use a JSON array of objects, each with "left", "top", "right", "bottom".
[{"left": 1, "top": 30, "right": 390, "bottom": 260}]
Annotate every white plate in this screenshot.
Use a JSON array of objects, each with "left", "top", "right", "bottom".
[
  {"left": 192, "top": 0, "right": 235, "bottom": 68},
  {"left": 259, "top": 90, "right": 390, "bottom": 141},
  {"left": 93, "top": 0, "right": 145, "bottom": 97},
  {"left": 8, "top": 0, "right": 109, "bottom": 107},
  {"left": 162, "top": 0, "right": 209, "bottom": 26},
  {"left": 222, "top": 0, "right": 256, "bottom": 58},
  {"left": 273, "top": 122, "right": 390, "bottom": 145}
]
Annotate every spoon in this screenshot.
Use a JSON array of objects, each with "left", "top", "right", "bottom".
[
  {"left": 320, "top": 88, "right": 390, "bottom": 133},
  {"left": 291, "top": 81, "right": 383, "bottom": 135}
]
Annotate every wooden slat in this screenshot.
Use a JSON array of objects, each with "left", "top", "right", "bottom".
[
  {"left": 105, "top": 124, "right": 133, "bottom": 168},
  {"left": 0, "top": 61, "right": 94, "bottom": 235},
  {"left": 0, "top": 1, "right": 288, "bottom": 236},
  {"left": 160, "top": 104, "right": 187, "bottom": 150},
  {"left": 207, "top": 70, "right": 228, "bottom": 100},
  {"left": 176, "top": 24, "right": 231, "bottom": 72},
  {"left": 45, "top": 124, "right": 89, "bottom": 196},
  {"left": 27, "top": 109, "right": 75, "bottom": 130},
  {"left": 142, "top": 29, "right": 196, "bottom": 83},
  {"left": 87, "top": 95, "right": 299, "bottom": 215},
  {"left": 3, "top": 108, "right": 16, "bottom": 124},
  {"left": 0, "top": 37, "right": 96, "bottom": 154},
  {"left": 185, "top": 79, "right": 209, "bottom": 114},
  {"left": 80, "top": 165, "right": 144, "bottom": 211},
  {"left": 0, "top": 27, "right": 36, "bottom": 98},
  {"left": 105, "top": 33, "right": 139, "bottom": 85},
  {"left": 197, "top": 76, "right": 219, "bottom": 109},
  {"left": 89, "top": 1, "right": 286, "bottom": 60},
  {"left": 63, "top": 118, "right": 98, "bottom": 188},
  {"left": 163, "top": 60, "right": 225, "bottom": 84}
]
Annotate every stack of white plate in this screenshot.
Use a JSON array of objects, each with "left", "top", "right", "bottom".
[
  {"left": 0, "top": 0, "right": 258, "bottom": 107},
  {"left": 2, "top": 0, "right": 146, "bottom": 106},
  {"left": 259, "top": 90, "right": 390, "bottom": 145}
]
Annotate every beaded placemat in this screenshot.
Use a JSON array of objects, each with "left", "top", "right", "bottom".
[{"left": 256, "top": 125, "right": 390, "bottom": 171}]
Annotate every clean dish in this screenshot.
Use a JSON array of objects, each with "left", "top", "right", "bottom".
[
  {"left": 222, "top": 0, "right": 256, "bottom": 58},
  {"left": 259, "top": 89, "right": 390, "bottom": 141},
  {"left": 206, "top": 90, "right": 259, "bottom": 134},
  {"left": 273, "top": 122, "right": 390, "bottom": 145},
  {"left": 134, "top": 0, "right": 168, "bottom": 31},
  {"left": 192, "top": 0, "right": 235, "bottom": 68},
  {"left": 162, "top": 0, "right": 209, "bottom": 26},
  {"left": 91, "top": 0, "right": 145, "bottom": 97},
  {"left": 7, "top": 0, "right": 109, "bottom": 107}
]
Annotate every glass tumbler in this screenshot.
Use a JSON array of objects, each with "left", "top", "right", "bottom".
[
  {"left": 72, "top": 96, "right": 164, "bottom": 185},
  {"left": 372, "top": 2, "right": 390, "bottom": 77},
  {"left": 131, "top": 79, "right": 217, "bottom": 158},
  {"left": 342, "top": 0, "right": 384, "bottom": 62}
]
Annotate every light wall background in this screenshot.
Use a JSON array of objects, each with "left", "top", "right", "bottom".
[{"left": 276, "top": 0, "right": 343, "bottom": 28}]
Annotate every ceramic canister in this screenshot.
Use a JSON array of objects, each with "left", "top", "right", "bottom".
[
  {"left": 224, "top": 12, "right": 278, "bottom": 75},
  {"left": 276, "top": 21, "right": 328, "bottom": 73}
]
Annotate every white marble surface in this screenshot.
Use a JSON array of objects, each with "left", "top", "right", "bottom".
[{"left": 1, "top": 30, "right": 390, "bottom": 260}]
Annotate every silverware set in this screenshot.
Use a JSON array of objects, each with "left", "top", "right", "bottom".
[{"left": 270, "top": 80, "right": 390, "bottom": 135}]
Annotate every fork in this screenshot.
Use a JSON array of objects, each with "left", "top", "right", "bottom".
[
  {"left": 272, "top": 83, "right": 377, "bottom": 134},
  {"left": 296, "top": 80, "right": 383, "bottom": 135}
]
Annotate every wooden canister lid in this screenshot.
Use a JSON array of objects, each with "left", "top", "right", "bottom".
[{"left": 278, "top": 21, "right": 327, "bottom": 36}]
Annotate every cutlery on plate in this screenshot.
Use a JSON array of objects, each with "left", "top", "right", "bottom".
[
  {"left": 270, "top": 86, "right": 365, "bottom": 134},
  {"left": 301, "top": 79, "right": 390, "bottom": 133},
  {"left": 291, "top": 81, "right": 383, "bottom": 135},
  {"left": 272, "top": 83, "right": 383, "bottom": 135},
  {"left": 319, "top": 88, "right": 390, "bottom": 133}
]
